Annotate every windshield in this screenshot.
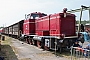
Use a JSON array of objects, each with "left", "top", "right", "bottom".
[
  {"left": 26, "top": 13, "right": 47, "bottom": 20},
  {"left": 31, "top": 13, "right": 39, "bottom": 19},
  {"left": 42, "top": 13, "right": 47, "bottom": 17}
]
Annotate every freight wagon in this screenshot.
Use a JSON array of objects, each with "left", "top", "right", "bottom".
[
  {"left": 8, "top": 25, "right": 13, "bottom": 37},
  {"left": 3, "top": 20, "right": 24, "bottom": 39},
  {"left": 12, "top": 20, "right": 24, "bottom": 38},
  {"left": 2, "top": 27, "right": 9, "bottom": 35}
]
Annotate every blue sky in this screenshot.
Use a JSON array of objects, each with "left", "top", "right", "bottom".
[{"left": 0, "top": 0, "right": 90, "bottom": 27}]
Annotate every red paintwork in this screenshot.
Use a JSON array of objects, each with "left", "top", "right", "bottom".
[
  {"left": 50, "top": 13, "right": 76, "bottom": 37},
  {"left": 23, "top": 12, "right": 47, "bottom": 35},
  {"left": 23, "top": 19, "right": 35, "bottom": 35},
  {"left": 23, "top": 11, "right": 76, "bottom": 38},
  {"left": 36, "top": 12, "right": 76, "bottom": 38},
  {"left": 36, "top": 16, "right": 50, "bottom": 36},
  {"left": 36, "top": 18, "right": 43, "bottom": 31},
  {"left": 0, "top": 29, "right": 4, "bottom": 33}
]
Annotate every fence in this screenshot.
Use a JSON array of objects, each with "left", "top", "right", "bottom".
[{"left": 71, "top": 47, "right": 90, "bottom": 60}]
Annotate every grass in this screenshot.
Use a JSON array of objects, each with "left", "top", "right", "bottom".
[
  {"left": 0, "top": 35, "right": 18, "bottom": 60},
  {"left": 1, "top": 36, "right": 12, "bottom": 45},
  {"left": 51, "top": 49, "right": 71, "bottom": 59},
  {"left": 0, "top": 35, "right": 79, "bottom": 60}
]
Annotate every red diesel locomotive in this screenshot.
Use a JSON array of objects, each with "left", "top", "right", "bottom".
[{"left": 3, "top": 8, "right": 78, "bottom": 53}]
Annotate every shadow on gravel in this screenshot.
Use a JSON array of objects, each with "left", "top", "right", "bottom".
[{"left": 0, "top": 45, "right": 18, "bottom": 60}]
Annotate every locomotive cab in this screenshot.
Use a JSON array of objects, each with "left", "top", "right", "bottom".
[
  {"left": 23, "top": 12, "right": 47, "bottom": 44},
  {"left": 26, "top": 12, "right": 47, "bottom": 20},
  {"left": 23, "top": 12, "right": 47, "bottom": 35}
]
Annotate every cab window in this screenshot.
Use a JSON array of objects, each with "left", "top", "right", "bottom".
[
  {"left": 42, "top": 13, "right": 47, "bottom": 17},
  {"left": 31, "top": 13, "right": 40, "bottom": 19}
]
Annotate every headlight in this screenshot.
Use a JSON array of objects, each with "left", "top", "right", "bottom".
[{"left": 24, "top": 35, "right": 27, "bottom": 38}]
